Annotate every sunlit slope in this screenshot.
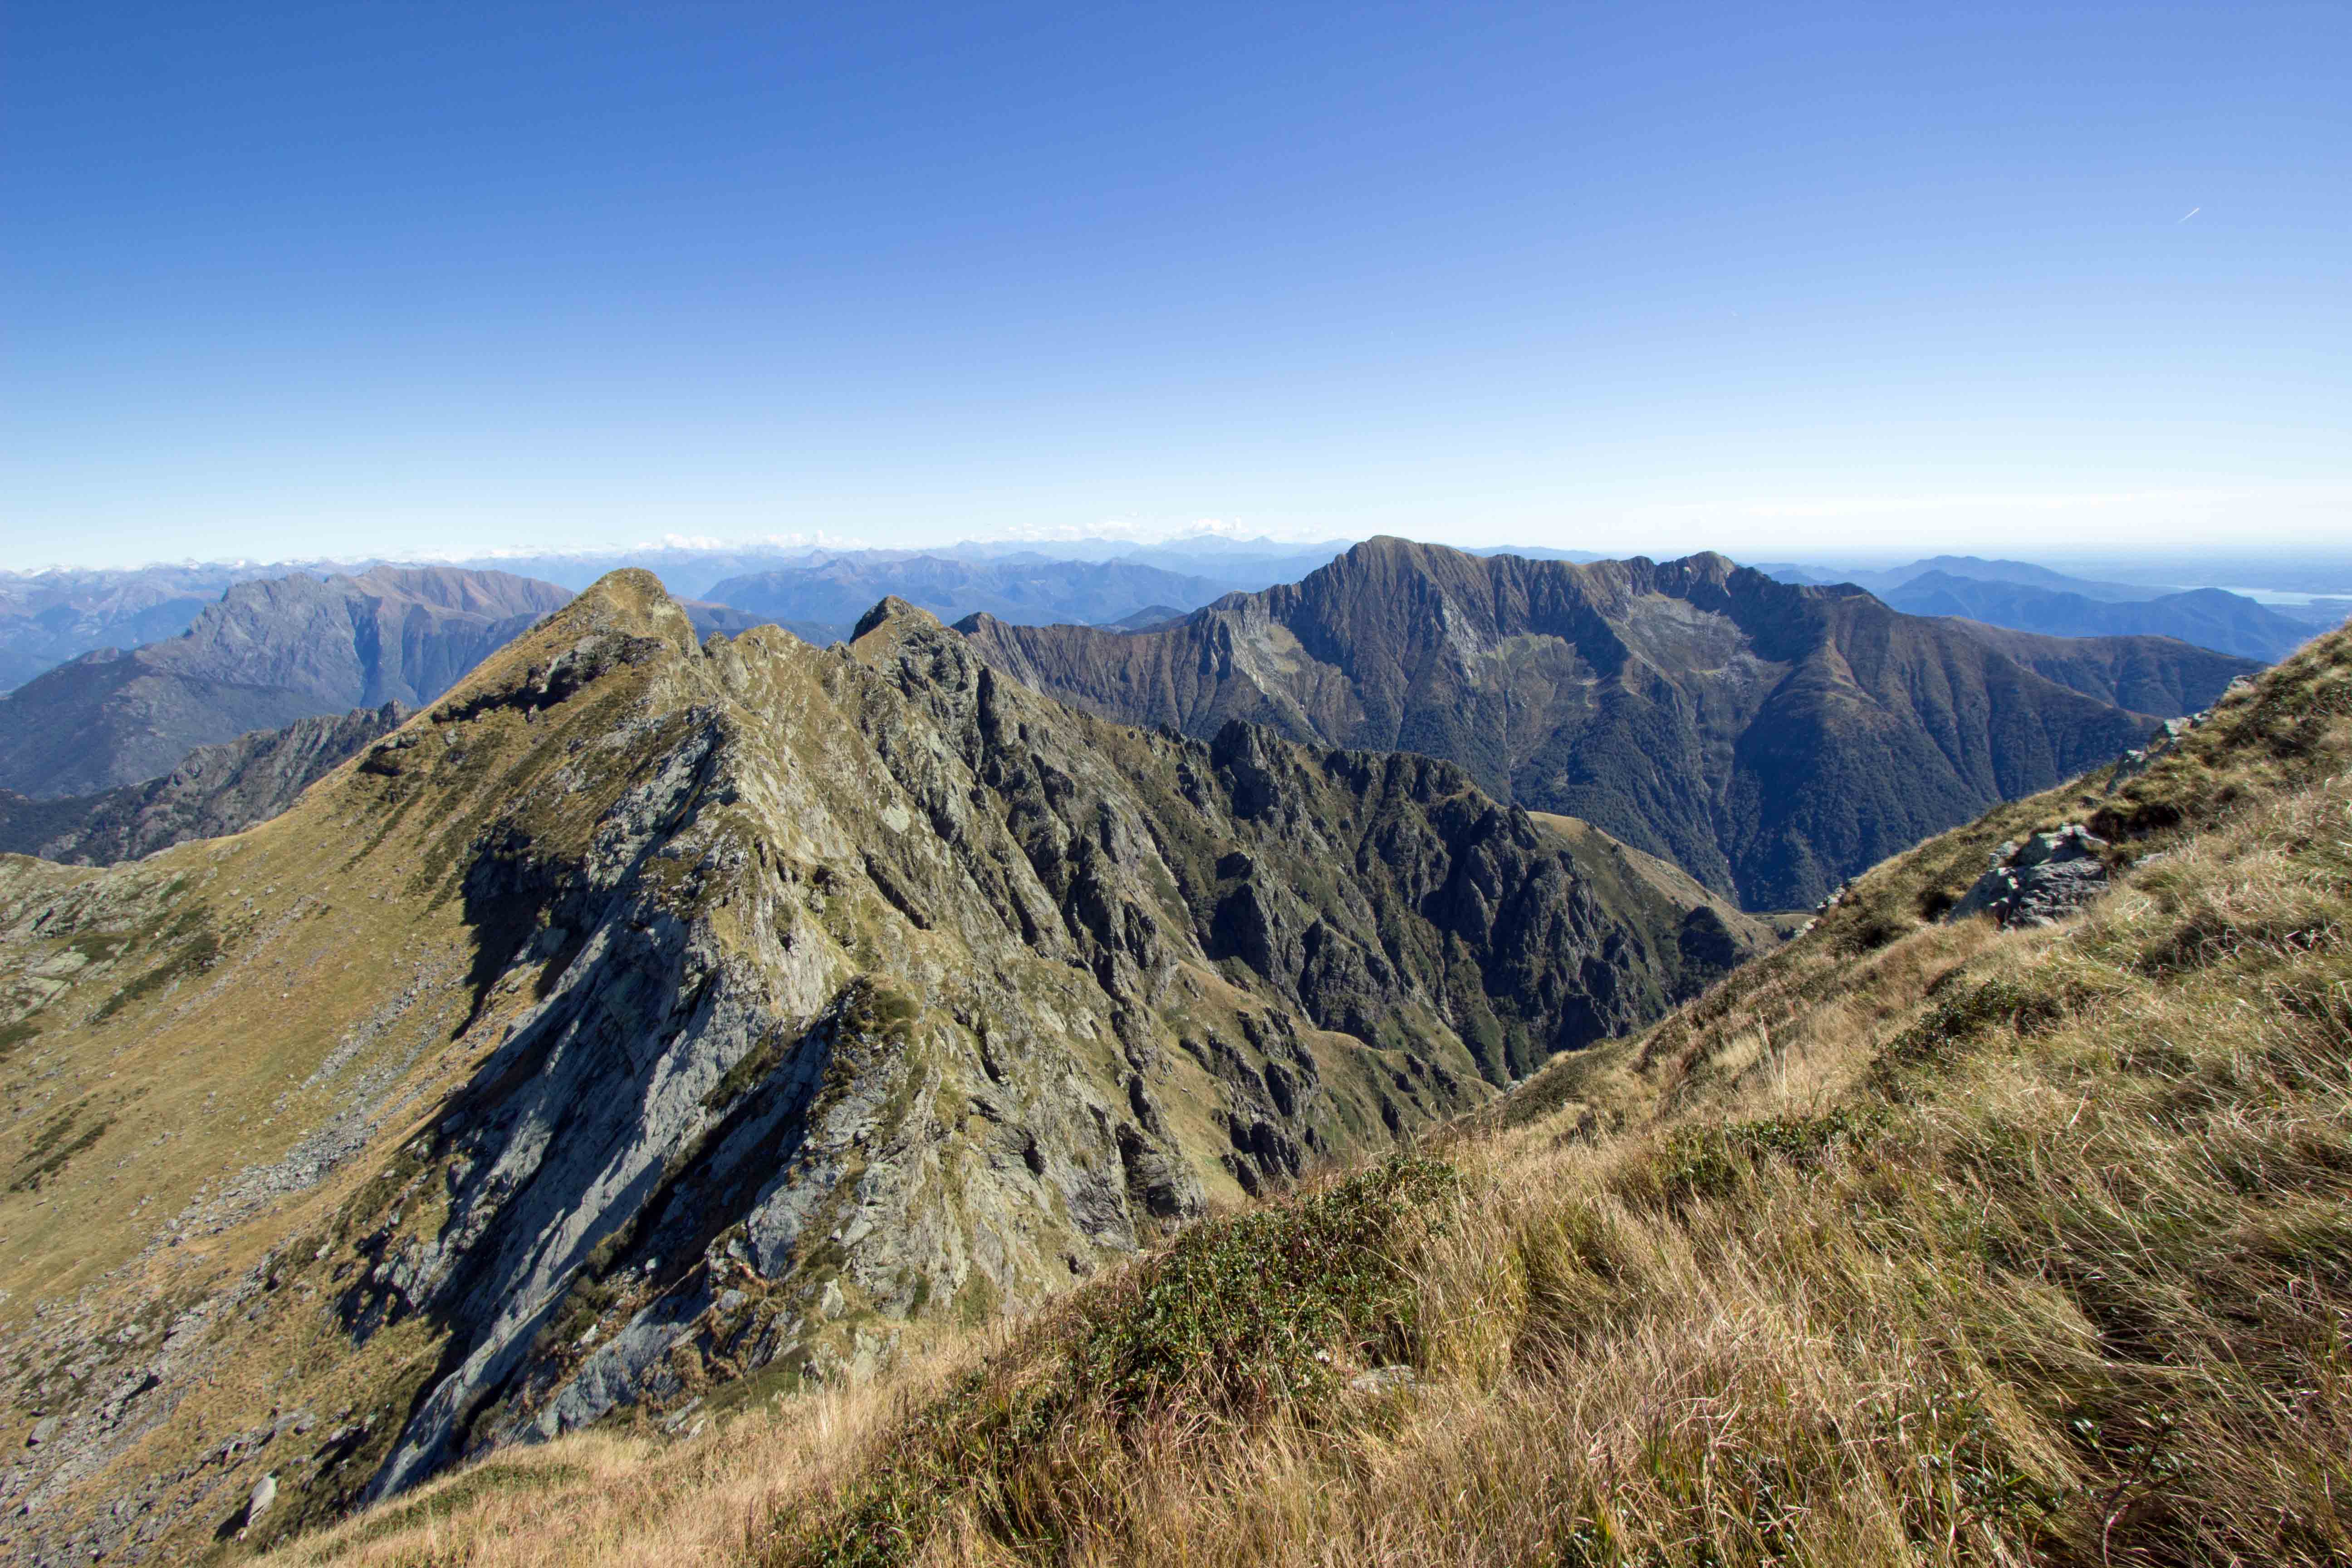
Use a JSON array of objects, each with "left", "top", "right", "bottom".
[
  {"left": 0, "top": 571, "right": 1753, "bottom": 1564},
  {"left": 274, "top": 614, "right": 2350, "bottom": 1568},
  {"left": 959, "top": 538, "right": 2262, "bottom": 909}
]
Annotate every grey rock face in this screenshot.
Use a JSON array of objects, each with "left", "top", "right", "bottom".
[
  {"left": 957, "top": 538, "right": 2198, "bottom": 911},
  {"left": 2109, "top": 713, "right": 2206, "bottom": 793},
  {"left": 0, "top": 563, "right": 276, "bottom": 694},
  {"left": 241, "top": 1473, "right": 276, "bottom": 1530},
  {"left": 1946, "top": 825, "right": 2111, "bottom": 928},
  {"left": 341, "top": 586, "right": 1764, "bottom": 1505}
]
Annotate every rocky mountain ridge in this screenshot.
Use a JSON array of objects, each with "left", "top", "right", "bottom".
[
  {"left": 0, "top": 571, "right": 1762, "bottom": 1563},
  {"left": 958, "top": 539, "right": 2259, "bottom": 910},
  {"left": 0, "top": 565, "right": 272, "bottom": 695},
  {"left": 1883, "top": 568, "right": 2315, "bottom": 662},
  {"left": 702, "top": 555, "right": 1245, "bottom": 646}
]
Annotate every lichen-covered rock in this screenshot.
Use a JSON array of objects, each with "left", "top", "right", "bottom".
[{"left": 1946, "top": 824, "right": 2111, "bottom": 928}]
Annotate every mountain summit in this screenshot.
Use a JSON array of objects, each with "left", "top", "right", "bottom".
[{"left": 958, "top": 539, "right": 2256, "bottom": 909}]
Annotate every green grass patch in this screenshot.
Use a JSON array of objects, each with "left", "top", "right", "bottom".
[
  {"left": 10, "top": 1105, "right": 114, "bottom": 1192},
  {"left": 1876, "top": 975, "right": 2071, "bottom": 1079},
  {"left": 1656, "top": 1107, "right": 1884, "bottom": 1205}
]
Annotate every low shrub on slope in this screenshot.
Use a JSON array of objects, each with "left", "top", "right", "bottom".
[{"left": 279, "top": 623, "right": 2352, "bottom": 1568}]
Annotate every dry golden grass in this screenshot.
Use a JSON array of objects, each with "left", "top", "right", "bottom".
[
  {"left": 279, "top": 625, "right": 2352, "bottom": 1568},
  {"left": 270, "top": 1333, "right": 1005, "bottom": 1568}
]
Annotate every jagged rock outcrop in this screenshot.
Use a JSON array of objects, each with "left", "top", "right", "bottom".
[
  {"left": 0, "top": 566, "right": 572, "bottom": 798},
  {"left": 956, "top": 539, "right": 2229, "bottom": 910},
  {"left": 2102, "top": 676, "right": 2257, "bottom": 792},
  {"left": 0, "top": 703, "right": 406, "bottom": 864},
  {"left": 0, "top": 571, "right": 1764, "bottom": 1563},
  {"left": 1945, "top": 824, "right": 2111, "bottom": 928}
]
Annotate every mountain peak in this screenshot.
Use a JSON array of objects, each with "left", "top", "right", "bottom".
[
  {"left": 1345, "top": 535, "right": 1439, "bottom": 564},
  {"left": 564, "top": 567, "right": 687, "bottom": 637},
  {"left": 951, "top": 538, "right": 2246, "bottom": 909},
  {"left": 472, "top": 566, "right": 698, "bottom": 663},
  {"left": 852, "top": 594, "right": 944, "bottom": 642},
  {"left": 0, "top": 554, "right": 1774, "bottom": 1553}
]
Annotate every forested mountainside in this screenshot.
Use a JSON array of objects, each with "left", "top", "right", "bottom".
[
  {"left": 1935, "top": 615, "right": 2269, "bottom": 715},
  {"left": 959, "top": 539, "right": 2257, "bottom": 910},
  {"left": 0, "top": 572, "right": 1763, "bottom": 1564},
  {"left": 0, "top": 567, "right": 571, "bottom": 798}
]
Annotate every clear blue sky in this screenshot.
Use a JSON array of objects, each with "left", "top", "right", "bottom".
[{"left": 6, "top": 2, "right": 2347, "bottom": 568}]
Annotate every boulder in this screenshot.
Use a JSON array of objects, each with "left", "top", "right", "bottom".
[{"left": 1946, "top": 825, "right": 2110, "bottom": 929}]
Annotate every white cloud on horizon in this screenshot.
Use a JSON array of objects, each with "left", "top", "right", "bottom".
[{"left": 1597, "top": 484, "right": 2352, "bottom": 559}]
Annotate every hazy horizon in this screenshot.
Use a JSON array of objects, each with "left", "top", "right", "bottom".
[{"left": 10, "top": 525, "right": 2352, "bottom": 600}]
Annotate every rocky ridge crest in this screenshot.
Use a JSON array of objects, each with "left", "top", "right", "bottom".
[{"left": 0, "top": 570, "right": 1760, "bottom": 1562}]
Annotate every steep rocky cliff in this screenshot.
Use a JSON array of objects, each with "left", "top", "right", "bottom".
[
  {"left": 957, "top": 539, "right": 2249, "bottom": 910},
  {"left": 0, "top": 565, "right": 270, "bottom": 694},
  {"left": 0, "top": 573, "right": 1761, "bottom": 1563},
  {"left": 0, "top": 703, "right": 407, "bottom": 865}
]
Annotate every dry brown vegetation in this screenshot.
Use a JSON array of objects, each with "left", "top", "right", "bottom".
[{"left": 278, "top": 624, "right": 2352, "bottom": 1568}]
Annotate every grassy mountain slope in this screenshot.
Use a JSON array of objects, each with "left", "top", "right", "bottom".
[
  {"left": 960, "top": 539, "right": 2253, "bottom": 910},
  {"left": 277, "top": 616, "right": 2352, "bottom": 1568},
  {"left": 0, "top": 574, "right": 1758, "bottom": 1565}
]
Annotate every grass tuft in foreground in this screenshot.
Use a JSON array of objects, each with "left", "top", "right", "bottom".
[{"left": 779, "top": 1155, "right": 1457, "bottom": 1568}]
